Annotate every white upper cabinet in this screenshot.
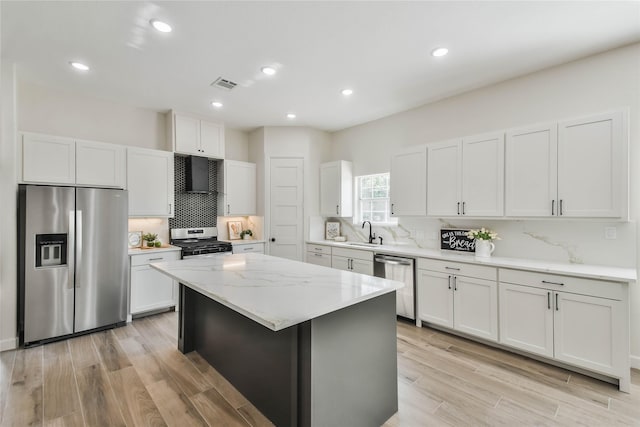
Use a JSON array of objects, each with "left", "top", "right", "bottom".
[
  {"left": 390, "top": 146, "right": 427, "bottom": 216},
  {"left": 320, "top": 161, "right": 352, "bottom": 217},
  {"left": 221, "top": 160, "right": 256, "bottom": 216},
  {"left": 21, "top": 133, "right": 124, "bottom": 188},
  {"left": 75, "top": 139, "right": 125, "bottom": 188},
  {"left": 427, "top": 133, "right": 504, "bottom": 217},
  {"left": 505, "top": 124, "right": 558, "bottom": 217},
  {"left": 171, "top": 111, "right": 225, "bottom": 159},
  {"left": 127, "top": 147, "right": 175, "bottom": 217},
  {"left": 21, "top": 133, "right": 76, "bottom": 185},
  {"left": 557, "top": 111, "right": 625, "bottom": 218},
  {"left": 505, "top": 111, "right": 626, "bottom": 218}
]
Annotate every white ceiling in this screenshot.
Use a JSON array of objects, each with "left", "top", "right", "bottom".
[{"left": 2, "top": 1, "right": 640, "bottom": 132}]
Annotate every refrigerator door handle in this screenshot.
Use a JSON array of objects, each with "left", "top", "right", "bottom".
[
  {"left": 68, "top": 210, "right": 75, "bottom": 289},
  {"left": 75, "top": 210, "right": 82, "bottom": 288}
]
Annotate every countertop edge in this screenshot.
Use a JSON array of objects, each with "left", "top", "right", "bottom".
[{"left": 306, "top": 240, "right": 637, "bottom": 283}]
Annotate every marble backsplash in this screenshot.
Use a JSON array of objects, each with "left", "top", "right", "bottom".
[{"left": 310, "top": 216, "right": 637, "bottom": 268}]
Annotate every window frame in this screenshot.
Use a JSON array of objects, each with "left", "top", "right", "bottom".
[{"left": 354, "top": 172, "right": 397, "bottom": 225}]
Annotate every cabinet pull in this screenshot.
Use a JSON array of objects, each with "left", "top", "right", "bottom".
[
  {"left": 551, "top": 200, "right": 555, "bottom": 216},
  {"left": 457, "top": 202, "right": 460, "bottom": 215},
  {"left": 314, "top": 253, "right": 322, "bottom": 257},
  {"left": 445, "top": 266, "right": 460, "bottom": 271},
  {"left": 547, "top": 292, "right": 551, "bottom": 310},
  {"left": 542, "top": 280, "right": 564, "bottom": 286},
  {"left": 348, "top": 259, "right": 353, "bottom": 270},
  {"left": 391, "top": 203, "right": 395, "bottom": 215},
  {"left": 462, "top": 201, "right": 466, "bottom": 215},
  {"left": 559, "top": 199, "right": 563, "bottom": 216},
  {"left": 227, "top": 204, "right": 230, "bottom": 215},
  {"left": 148, "top": 257, "right": 164, "bottom": 261},
  {"left": 168, "top": 203, "right": 172, "bottom": 214},
  {"left": 555, "top": 293, "right": 559, "bottom": 311},
  {"left": 447, "top": 275, "right": 452, "bottom": 290},
  {"left": 336, "top": 205, "right": 339, "bottom": 215},
  {"left": 453, "top": 276, "right": 457, "bottom": 291}
]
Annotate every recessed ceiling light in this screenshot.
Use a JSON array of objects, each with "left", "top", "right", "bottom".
[
  {"left": 431, "top": 47, "right": 449, "bottom": 57},
  {"left": 69, "top": 61, "right": 90, "bottom": 71},
  {"left": 286, "top": 113, "right": 296, "bottom": 119},
  {"left": 261, "top": 66, "right": 276, "bottom": 76},
  {"left": 150, "top": 19, "right": 172, "bottom": 33},
  {"left": 341, "top": 88, "right": 353, "bottom": 96},
  {"left": 211, "top": 101, "right": 223, "bottom": 108}
]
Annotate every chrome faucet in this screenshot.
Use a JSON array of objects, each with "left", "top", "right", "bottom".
[{"left": 362, "top": 221, "right": 376, "bottom": 244}]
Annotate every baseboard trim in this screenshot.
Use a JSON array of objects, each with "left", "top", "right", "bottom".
[
  {"left": 0, "top": 337, "right": 18, "bottom": 352},
  {"left": 630, "top": 354, "right": 640, "bottom": 370}
]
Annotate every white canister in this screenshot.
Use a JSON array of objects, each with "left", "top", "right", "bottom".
[{"left": 475, "top": 239, "right": 495, "bottom": 259}]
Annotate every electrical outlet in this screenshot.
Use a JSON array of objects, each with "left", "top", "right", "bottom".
[{"left": 605, "top": 226, "right": 617, "bottom": 240}]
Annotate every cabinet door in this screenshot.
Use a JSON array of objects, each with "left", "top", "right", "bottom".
[
  {"left": 351, "top": 259, "right": 373, "bottom": 276},
  {"left": 427, "top": 140, "right": 461, "bottom": 216},
  {"left": 224, "top": 160, "right": 256, "bottom": 215},
  {"left": 331, "top": 255, "right": 351, "bottom": 272},
  {"left": 461, "top": 133, "right": 504, "bottom": 217},
  {"left": 174, "top": 114, "right": 201, "bottom": 155},
  {"left": 416, "top": 270, "right": 454, "bottom": 328},
  {"left": 554, "top": 292, "right": 624, "bottom": 376},
  {"left": 307, "top": 252, "right": 332, "bottom": 267},
  {"left": 200, "top": 120, "right": 225, "bottom": 159},
  {"left": 390, "top": 146, "right": 426, "bottom": 216},
  {"left": 76, "top": 140, "right": 125, "bottom": 188},
  {"left": 505, "top": 124, "right": 558, "bottom": 217},
  {"left": 320, "top": 162, "right": 340, "bottom": 216},
  {"left": 499, "top": 283, "right": 553, "bottom": 357},
  {"left": 558, "top": 111, "right": 625, "bottom": 218},
  {"left": 22, "top": 133, "right": 75, "bottom": 184},
  {"left": 127, "top": 147, "right": 175, "bottom": 217},
  {"left": 130, "top": 265, "right": 175, "bottom": 314},
  {"left": 453, "top": 275, "right": 498, "bottom": 341}
]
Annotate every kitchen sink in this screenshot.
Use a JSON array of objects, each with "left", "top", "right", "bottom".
[{"left": 346, "top": 242, "right": 379, "bottom": 247}]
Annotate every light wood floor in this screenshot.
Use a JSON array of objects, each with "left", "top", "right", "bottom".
[{"left": 0, "top": 312, "right": 638, "bottom": 427}]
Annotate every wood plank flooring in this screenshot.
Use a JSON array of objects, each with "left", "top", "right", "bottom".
[{"left": 0, "top": 312, "right": 638, "bottom": 426}]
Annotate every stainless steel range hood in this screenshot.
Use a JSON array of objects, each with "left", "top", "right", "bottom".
[{"left": 185, "top": 156, "right": 209, "bottom": 193}]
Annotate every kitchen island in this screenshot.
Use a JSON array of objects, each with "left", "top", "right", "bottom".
[{"left": 151, "top": 253, "right": 403, "bottom": 427}]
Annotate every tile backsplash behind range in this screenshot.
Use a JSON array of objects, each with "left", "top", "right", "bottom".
[{"left": 168, "top": 156, "right": 219, "bottom": 229}]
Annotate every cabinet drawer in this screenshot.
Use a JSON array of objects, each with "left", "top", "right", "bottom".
[
  {"left": 130, "top": 251, "right": 180, "bottom": 266},
  {"left": 331, "top": 247, "right": 373, "bottom": 261},
  {"left": 306, "top": 244, "right": 332, "bottom": 255},
  {"left": 417, "top": 258, "right": 496, "bottom": 281},
  {"left": 499, "top": 268, "right": 624, "bottom": 300},
  {"left": 306, "top": 252, "right": 332, "bottom": 267},
  {"left": 234, "top": 243, "right": 264, "bottom": 254}
]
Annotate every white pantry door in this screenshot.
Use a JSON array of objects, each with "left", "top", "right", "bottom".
[{"left": 269, "top": 158, "right": 304, "bottom": 261}]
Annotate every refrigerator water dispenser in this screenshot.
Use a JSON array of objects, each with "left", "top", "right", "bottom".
[{"left": 35, "top": 233, "right": 67, "bottom": 267}]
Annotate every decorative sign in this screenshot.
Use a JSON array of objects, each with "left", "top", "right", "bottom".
[{"left": 440, "top": 229, "right": 475, "bottom": 253}]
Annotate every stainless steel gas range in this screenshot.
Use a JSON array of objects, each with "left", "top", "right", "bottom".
[{"left": 170, "top": 227, "right": 232, "bottom": 258}]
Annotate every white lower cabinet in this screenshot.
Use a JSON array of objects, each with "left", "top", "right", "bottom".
[
  {"left": 232, "top": 242, "right": 265, "bottom": 254},
  {"left": 130, "top": 250, "right": 180, "bottom": 316},
  {"left": 417, "top": 260, "right": 498, "bottom": 341},
  {"left": 498, "top": 269, "right": 630, "bottom": 391},
  {"left": 306, "top": 244, "right": 332, "bottom": 267},
  {"left": 331, "top": 247, "right": 373, "bottom": 275}
]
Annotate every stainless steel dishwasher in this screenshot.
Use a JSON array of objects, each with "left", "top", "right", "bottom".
[{"left": 374, "top": 254, "right": 415, "bottom": 320}]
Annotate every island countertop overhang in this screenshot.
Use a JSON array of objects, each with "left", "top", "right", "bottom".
[{"left": 151, "top": 253, "right": 404, "bottom": 331}]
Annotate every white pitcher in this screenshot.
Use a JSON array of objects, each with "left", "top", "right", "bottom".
[{"left": 475, "top": 239, "right": 495, "bottom": 259}]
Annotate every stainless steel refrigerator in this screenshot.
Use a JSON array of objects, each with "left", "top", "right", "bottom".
[{"left": 18, "top": 185, "right": 128, "bottom": 346}]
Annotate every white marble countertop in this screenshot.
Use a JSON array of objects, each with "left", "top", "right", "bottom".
[
  {"left": 151, "top": 253, "right": 404, "bottom": 331},
  {"left": 307, "top": 240, "right": 637, "bottom": 282},
  {"left": 129, "top": 245, "right": 182, "bottom": 256},
  {"left": 222, "top": 239, "right": 266, "bottom": 246}
]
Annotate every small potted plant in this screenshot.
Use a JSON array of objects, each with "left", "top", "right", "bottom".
[
  {"left": 142, "top": 232, "right": 158, "bottom": 248},
  {"left": 467, "top": 228, "right": 500, "bottom": 259},
  {"left": 240, "top": 229, "right": 253, "bottom": 240}
]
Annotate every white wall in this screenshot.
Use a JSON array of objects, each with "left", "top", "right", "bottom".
[
  {"left": 225, "top": 128, "right": 249, "bottom": 161},
  {"left": 330, "top": 43, "right": 640, "bottom": 363},
  {"left": 0, "top": 63, "right": 18, "bottom": 351}
]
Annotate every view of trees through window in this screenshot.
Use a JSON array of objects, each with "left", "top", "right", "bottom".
[{"left": 358, "top": 173, "right": 390, "bottom": 223}]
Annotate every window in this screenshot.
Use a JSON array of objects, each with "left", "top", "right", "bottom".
[{"left": 356, "top": 173, "right": 393, "bottom": 223}]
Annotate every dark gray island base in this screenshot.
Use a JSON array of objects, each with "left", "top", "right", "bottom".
[{"left": 178, "top": 284, "right": 398, "bottom": 427}]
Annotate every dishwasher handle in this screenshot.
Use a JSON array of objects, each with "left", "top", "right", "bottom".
[{"left": 374, "top": 255, "right": 413, "bottom": 266}]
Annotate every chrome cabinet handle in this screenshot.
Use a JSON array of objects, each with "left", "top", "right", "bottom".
[
  {"left": 547, "top": 292, "right": 551, "bottom": 310},
  {"left": 445, "top": 266, "right": 460, "bottom": 271},
  {"left": 551, "top": 200, "right": 555, "bottom": 216},
  {"left": 542, "top": 280, "right": 564, "bottom": 286}
]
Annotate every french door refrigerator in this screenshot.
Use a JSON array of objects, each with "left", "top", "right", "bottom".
[{"left": 18, "top": 185, "right": 128, "bottom": 346}]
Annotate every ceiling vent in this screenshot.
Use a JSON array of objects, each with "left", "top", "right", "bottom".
[{"left": 210, "top": 77, "right": 237, "bottom": 91}]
